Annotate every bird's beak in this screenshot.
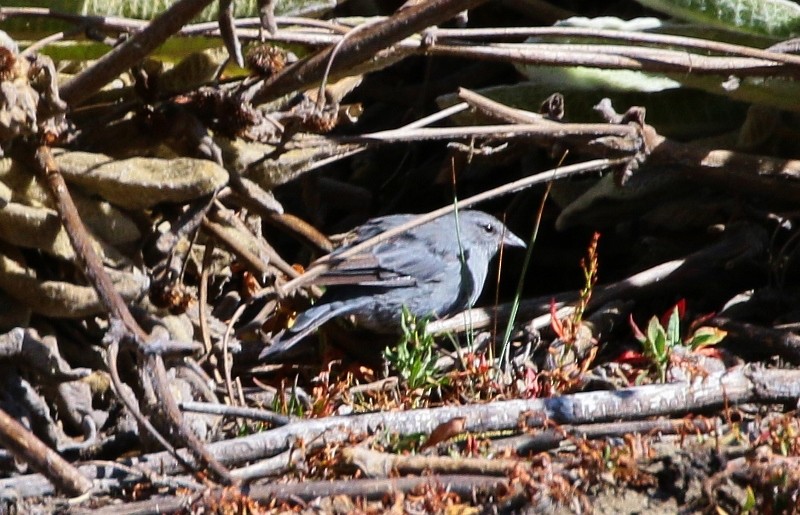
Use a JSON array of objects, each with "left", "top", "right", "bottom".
[{"left": 502, "top": 230, "right": 526, "bottom": 249}]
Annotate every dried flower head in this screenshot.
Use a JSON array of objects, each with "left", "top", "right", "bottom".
[
  {"left": 245, "top": 44, "right": 288, "bottom": 78},
  {"left": 0, "top": 46, "right": 17, "bottom": 81}
]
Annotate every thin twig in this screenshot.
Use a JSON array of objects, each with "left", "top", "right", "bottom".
[
  {"left": 279, "top": 157, "right": 629, "bottom": 294},
  {"left": 60, "top": 0, "right": 217, "bottom": 105},
  {"left": 251, "top": 0, "right": 493, "bottom": 104},
  {"left": 31, "top": 146, "right": 234, "bottom": 485},
  {"left": 0, "top": 407, "right": 92, "bottom": 496},
  {"left": 428, "top": 26, "right": 800, "bottom": 67}
]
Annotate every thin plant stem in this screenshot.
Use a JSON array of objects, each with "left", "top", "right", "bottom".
[
  {"left": 451, "top": 158, "right": 473, "bottom": 365},
  {"left": 499, "top": 157, "right": 561, "bottom": 371}
]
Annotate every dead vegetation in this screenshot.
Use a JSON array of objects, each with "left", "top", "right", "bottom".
[{"left": 0, "top": 0, "right": 800, "bottom": 513}]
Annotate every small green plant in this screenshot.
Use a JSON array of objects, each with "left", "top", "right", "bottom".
[
  {"left": 383, "top": 307, "right": 447, "bottom": 404},
  {"left": 270, "top": 377, "right": 307, "bottom": 418},
  {"left": 632, "top": 307, "right": 680, "bottom": 382},
  {"left": 630, "top": 302, "right": 727, "bottom": 382}
]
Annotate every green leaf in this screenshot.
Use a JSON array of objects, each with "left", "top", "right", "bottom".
[
  {"left": 666, "top": 306, "right": 681, "bottom": 346},
  {"left": 742, "top": 486, "right": 756, "bottom": 511},
  {"left": 646, "top": 316, "right": 668, "bottom": 359},
  {"left": 687, "top": 327, "right": 728, "bottom": 350},
  {"left": 646, "top": 317, "right": 663, "bottom": 350},
  {"left": 0, "top": 0, "right": 336, "bottom": 35},
  {"left": 634, "top": 0, "right": 800, "bottom": 38}
]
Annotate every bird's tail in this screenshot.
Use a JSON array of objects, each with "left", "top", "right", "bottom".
[{"left": 258, "top": 298, "right": 371, "bottom": 361}]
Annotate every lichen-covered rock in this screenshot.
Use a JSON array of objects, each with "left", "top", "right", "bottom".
[{"left": 54, "top": 151, "right": 229, "bottom": 209}]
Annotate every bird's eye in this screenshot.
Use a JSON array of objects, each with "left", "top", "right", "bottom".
[{"left": 482, "top": 223, "right": 495, "bottom": 234}]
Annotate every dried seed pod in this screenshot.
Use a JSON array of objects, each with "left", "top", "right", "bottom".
[
  {"left": 183, "top": 88, "right": 263, "bottom": 140},
  {"left": 149, "top": 280, "right": 194, "bottom": 315},
  {"left": 245, "top": 44, "right": 288, "bottom": 78},
  {"left": 0, "top": 44, "right": 17, "bottom": 82}
]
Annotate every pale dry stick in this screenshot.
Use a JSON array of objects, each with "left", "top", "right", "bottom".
[
  {"left": 343, "top": 447, "right": 521, "bottom": 477},
  {"left": 222, "top": 303, "right": 248, "bottom": 408},
  {"left": 458, "top": 87, "right": 547, "bottom": 124},
  {"left": 21, "top": 30, "right": 72, "bottom": 56},
  {"left": 172, "top": 19, "right": 800, "bottom": 71},
  {"left": 425, "top": 231, "right": 741, "bottom": 336},
  {"left": 7, "top": 366, "right": 800, "bottom": 500},
  {"left": 261, "top": 212, "right": 334, "bottom": 253},
  {"left": 212, "top": 27, "right": 345, "bottom": 47},
  {"left": 495, "top": 41, "right": 773, "bottom": 64},
  {"left": 200, "top": 218, "right": 273, "bottom": 277},
  {"left": 279, "top": 157, "right": 631, "bottom": 295},
  {"left": 491, "top": 417, "right": 721, "bottom": 455},
  {"left": 354, "top": 123, "right": 639, "bottom": 143},
  {"left": 244, "top": 28, "right": 800, "bottom": 87},
  {"left": 229, "top": 448, "right": 304, "bottom": 482},
  {"left": 26, "top": 10, "right": 788, "bottom": 82},
  {"left": 0, "top": 7, "right": 150, "bottom": 32},
  {"left": 198, "top": 243, "right": 215, "bottom": 355},
  {"left": 69, "top": 459, "right": 203, "bottom": 495},
  {"left": 209, "top": 200, "right": 299, "bottom": 278},
  {"left": 236, "top": 378, "right": 246, "bottom": 411},
  {"left": 429, "top": 26, "right": 800, "bottom": 68},
  {"left": 426, "top": 42, "right": 787, "bottom": 76},
  {"left": 226, "top": 27, "right": 791, "bottom": 79},
  {"left": 251, "top": 0, "right": 493, "bottom": 104},
  {"left": 218, "top": 0, "right": 243, "bottom": 68},
  {"left": 315, "top": 17, "right": 385, "bottom": 111},
  {"left": 397, "top": 100, "right": 470, "bottom": 129},
  {"left": 427, "top": 298, "right": 575, "bottom": 338},
  {"left": 179, "top": 16, "right": 353, "bottom": 35}
]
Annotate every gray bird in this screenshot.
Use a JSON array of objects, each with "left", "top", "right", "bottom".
[{"left": 259, "top": 210, "right": 525, "bottom": 361}]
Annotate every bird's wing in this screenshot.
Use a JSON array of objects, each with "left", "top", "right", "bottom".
[{"left": 314, "top": 231, "right": 451, "bottom": 288}]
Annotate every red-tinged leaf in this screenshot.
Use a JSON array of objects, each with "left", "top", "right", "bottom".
[
  {"left": 695, "top": 347, "right": 724, "bottom": 359},
  {"left": 629, "top": 314, "right": 646, "bottom": 343},
  {"left": 420, "top": 416, "right": 467, "bottom": 450},
  {"left": 676, "top": 298, "right": 687, "bottom": 319},
  {"left": 550, "top": 299, "right": 565, "bottom": 339},
  {"left": 522, "top": 367, "right": 540, "bottom": 398},
  {"left": 688, "top": 311, "right": 717, "bottom": 333},
  {"left": 661, "top": 299, "right": 686, "bottom": 327},
  {"left": 688, "top": 327, "right": 728, "bottom": 350},
  {"left": 615, "top": 349, "right": 649, "bottom": 366}
]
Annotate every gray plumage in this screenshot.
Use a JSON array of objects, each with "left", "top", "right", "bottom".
[{"left": 259, "top": 210, "right": 525, "bottom": 361}]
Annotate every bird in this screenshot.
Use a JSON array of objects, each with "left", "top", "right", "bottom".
[{"left": 259, "top": 210, "right": 525, "bottom": 361}]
